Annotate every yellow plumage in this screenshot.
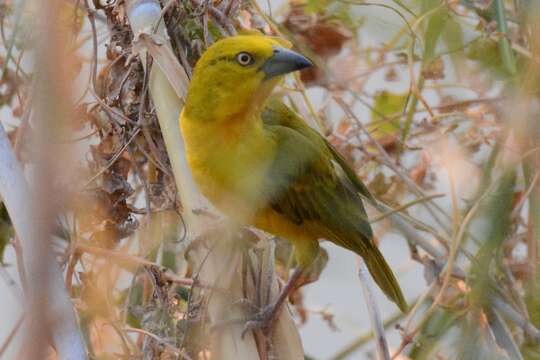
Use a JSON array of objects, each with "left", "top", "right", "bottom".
[{"left": 180, "top": 35, "right": 407, "bottom": 316}]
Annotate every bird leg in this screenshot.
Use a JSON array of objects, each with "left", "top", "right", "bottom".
[{"left": 242, "top": 266, "right": 303, "bottom": 338}]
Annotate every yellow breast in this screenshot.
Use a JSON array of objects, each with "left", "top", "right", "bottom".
[{"left": 180, "top": 110, "right": 274, "bottom": 222}]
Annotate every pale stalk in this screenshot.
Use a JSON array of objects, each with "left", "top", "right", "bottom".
[
  {"left": 0, "top": 0, "right": 88, "bottom": 357},
  {"left": 125, "top": 1, "right": 303, "bottom": 358},
  {"left": 0, "top": 124, "right": 87, "bottom": 359},
  {"left": 358, "top": 261, "right": 390, "bottom": 360}
]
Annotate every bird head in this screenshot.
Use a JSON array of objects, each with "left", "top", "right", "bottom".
[{"left": 184, "top": 35, "right": 312, "bottom": 122}]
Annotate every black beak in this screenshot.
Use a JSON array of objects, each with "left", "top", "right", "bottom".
[{"left": 260, "top": 47, "right": 313, "bottom": 80}]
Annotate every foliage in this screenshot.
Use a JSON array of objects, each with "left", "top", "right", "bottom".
[{"left": 0, "top": 203, "right": 12, "bottom": 264}]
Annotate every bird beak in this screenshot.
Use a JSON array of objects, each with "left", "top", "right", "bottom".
[{"left": 260, "top": 47, "right": 312, "bottom": 80}]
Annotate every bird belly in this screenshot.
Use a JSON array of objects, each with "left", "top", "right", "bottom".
[
  {"left": 182, "top": 120, "right": 273, "bottom": 222},
  {"left": 254, "top": 207, "right": 314, "bottom": 244}
]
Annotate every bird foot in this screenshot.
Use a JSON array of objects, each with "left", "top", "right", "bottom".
[{"left": 241, "top": 303, "right": 278, "bottom": 339}]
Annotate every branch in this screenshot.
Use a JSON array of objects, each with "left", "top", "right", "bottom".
[
  {"left": 358, "top": 261, "right": 390, "bottom": 360},
  {"left": 492, "top": 297, "right": 540, "bottom": 343}
]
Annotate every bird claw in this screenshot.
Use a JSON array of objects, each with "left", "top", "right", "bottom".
[{"left": 241, "top": 304, "right": 276, "bottom": 339}]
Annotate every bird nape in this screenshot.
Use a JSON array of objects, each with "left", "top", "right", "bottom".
[{"left": 180, "top": 34, "right": 407, "bottom": 336}]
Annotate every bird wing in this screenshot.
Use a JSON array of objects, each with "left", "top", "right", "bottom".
[
  {"left": 262, "top": 98, "right": 374, "bottom": 202},
  {"left": 261, "top": 99, "right": 374, "bottom": 249},
  {"left": 261, "top": 99, "right": 408, "bottom": 312}
]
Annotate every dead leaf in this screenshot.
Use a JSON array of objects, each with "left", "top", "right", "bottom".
[
  {"left": 283, "top": 3, "right": 352, "bottom": 85},
  {"left": 385, "top": 67, "right": 399, "bottom": 82},
  {"left": 335, "top": 119, "right": 351, "bottom": 136},
  {"left": 410, "top": 152, "right": 431, "bottom": 186},
  {"left": 297, "top": 22, "right": 351, "bottom": 58},
  {"left": 422, "top": 57, "right": 445, "bottom": 80}
]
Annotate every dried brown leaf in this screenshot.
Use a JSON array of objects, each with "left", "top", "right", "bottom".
[{"left": 422, "top": 57, "right": 445, "bottom": 80}]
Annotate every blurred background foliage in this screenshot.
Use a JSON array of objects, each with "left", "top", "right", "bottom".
[{"left": 0, "top": 0, "right": 539, "bottom": 359}]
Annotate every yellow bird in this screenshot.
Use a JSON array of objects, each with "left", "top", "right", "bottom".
[{"left": 180, "top": 34, "right": 407, "bottom": 333}]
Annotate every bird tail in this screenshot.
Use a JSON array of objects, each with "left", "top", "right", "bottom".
[{"left": 364, "top": 243, "right": 408, "bottom": 313}]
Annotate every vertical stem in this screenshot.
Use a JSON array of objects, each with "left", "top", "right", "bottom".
[
  {"left": 493, "top": 0, "right": 517, "bottom": 74},
  {"left": 358, "top": 261, "right": 390, "bottom": 360},
  {"left": 0, "top": 124, "right": 87, "bottom": 359}
]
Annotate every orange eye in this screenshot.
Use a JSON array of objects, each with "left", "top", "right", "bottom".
[{"left": 236, "top": 52, "right": 254, "bottom": 66}]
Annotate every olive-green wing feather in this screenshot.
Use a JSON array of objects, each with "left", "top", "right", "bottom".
[
  {"left": 262, "top": 99, "right": 372, "bottom": 240},
  {"left": 263, "top": 124, "right": 372, "bottom": 244},
  {"left": 262, "top": 99, "right": 407, "bottom": 312},
  {"left": 262, "top": 97, "right": 374, "bottom": 202}
]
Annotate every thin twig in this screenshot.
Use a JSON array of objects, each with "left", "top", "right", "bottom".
[
  {"left": 334, "top": 96, "right": 453, "bottom": 242},
  {"left": 369, "top": 193, "right": 445, "bottom": 224},
  {"left": 358, "top": 261, "right": 390, "bottom": 360},
  {"left": 0, "top": 314, "right": 24, "bottom": 357},
  {"left": 492, "top": 297, "right": 540, "bottom": 342},
  {"left": 392, "top": 176, "right": 499, "bottom": 359},
  {"left": 124, "top": 327, "right": 191, "bottom": 359},
  {"left": 82, "top": 128, "right": 141, "bottom": 189},
  {"left": 330, "top": 308, "right": 407, "bottom": 360}
]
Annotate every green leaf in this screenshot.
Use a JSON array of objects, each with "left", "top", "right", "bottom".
[
  {"left": 524, "top": 262, "right": 540, "bottom": 326},
  {"left": 0, "top": 203, "right": 13, "bottom": 264},
  {"left": 524, "top": 165, "right": 540, "bottom": 319},
  {"left": 422, "top": 7, "right": 449, "bottom": 62},
  {"left": 369, "top": 91, "right": 408, "bottom": 141},
  {"left": 124, "top": 282, "right": 144, "bottom": 328},
  {"left": 305, "top": 0, "right": 329, "bottom": 14},
  {"left": 175, "top": 285, "right": 190, "bottom": 302},
  {"left": 442, "top": 16, "right": 465, "bottom": 68},
  {"left": 371, "top": 91, "right": 409, "bottom": 121},
  {"left": 467, "top": 37, "right": 509, "bottom": 77},
  {"left": 208, "top": 21, "right": 225, "bottom": 42},
  {"left": 522, "top": 345, "right": 540, "bottom": 360}
]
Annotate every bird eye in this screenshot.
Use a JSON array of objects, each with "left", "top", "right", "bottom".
[{"left": 236, "top": 52, "right": 254, "bottom": 66}]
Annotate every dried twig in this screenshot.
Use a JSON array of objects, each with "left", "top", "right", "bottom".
[
  {"left": 124, "top": 327, "right": 190, "bottom": 359},
  {"left": 0, "top": 314, "right": 24, "bottom": 357},
  {"left": 358, "top": 261, "right": 390, "bottom": 360}
]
